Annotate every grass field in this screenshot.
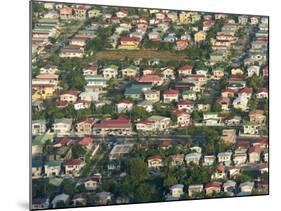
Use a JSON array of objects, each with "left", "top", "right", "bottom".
[{"left": 93, "top": 49, "right": 188, "bottom": 61}]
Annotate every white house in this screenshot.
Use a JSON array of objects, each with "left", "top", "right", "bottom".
[
  {"left": 53, "top": 118, "right": 72, "bottom": 137},
  {"left": 116, "top": 100, "right": 133, "bottom": 113}
]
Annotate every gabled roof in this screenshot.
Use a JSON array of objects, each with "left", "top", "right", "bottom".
[{"left": 163, "top": 89, "right": 179, "bottom": 95}]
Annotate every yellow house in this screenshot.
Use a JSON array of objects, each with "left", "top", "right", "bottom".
[
  {"left": 121, "top": 66, "right": 138, "bottom": 77},
  {"left": 179, "top": 12, "right": 191, "bottom": 24},
  {"left": 194, "top": 31, "right": 206, "bottom": 43},
  {"left": 32, "top": 85, "right": 57, "bottom": 100}
]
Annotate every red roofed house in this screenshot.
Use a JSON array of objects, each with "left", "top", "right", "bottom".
[
  {"left": 211, "top": 163, "right": 226, "bottom": 180},
  {"left": 83, "top": 175, "right": 102, "bottom": 191},
  {"left": 163, "top": 89, "right": 179, "bottom": 103},
  {"left": 256, "top": 88, "right": 268, "bottom": 99},
  {"left": 59, "top": 6, "right": 74, "bottom": 19},
  {"left": 178, "top": 100, "right": 194, "bottom": 112},
  {"left": 138, "top": 74, "right": 164, "bottom": 86},
  {"left": 249, "top": 146, "right": 262, "bottom": 163},
  {"left": 78, "top": 137, "right": 93, "bottom": 150},
  {"left": 60, "top": 90, "right": 80, "bottom": 103},
  {"left": 83, "top": 65, "right": 98, "bottom": 76},
  {"left": 76, "top": 118, "right": 95, "bottom": 136},
  {"left": 175, "top": 39, "right": 189, "bottom": 50},
  {"left": 64, "top": 159, "right": 85, "bottom": 176},
  {"left": 136, "top": 116, "right": 171, "bottom": 132},
  {"left": 116, "top": 9, "right": 128, "bottom": 18},
  {"left": 119, "top": 36, "right": 140, "bottom": 49},
  {"left": 116, "top": 100, "right": 133, "bottom": 113},
  {"left": 56, "top": 100, "right": 68, "bottom": 108},
  {"left": 173, "top": 109, "right": 191, "bottom": 127},
  {"left": 238, "top": 87, "right": 253, "bottom": 99},
  {"left": 205, "top": 181, "right": 222, "bottom": 196},
  {"left": 93, "top": 116, "right": 132, "bottom": 136},
  {"left": 74, "top": 100, "right": 91, "bottom": 110},
  {"left": 177, "top": 65, "right": 193, "bottom": 77},
  {"left": 53, "top": 136, "right": 71, "bottom": 148},
  {"left": 74, "top": 5, "right": 87, "bottom": 19},
  {"left": 216, "top": 97, "right": 230, "bottom": 111},
  {"left": 147, "top": 155, "right": 163, "bottom": 169},
  {"left": 158, "top": 140, "right": 172, "bottom": 150}
]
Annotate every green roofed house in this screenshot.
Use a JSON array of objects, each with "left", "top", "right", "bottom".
[
  {"left": 182, "top": 90, "right": 197, "bottom": 101},
  {"left": 32, "top": 160, "right": 43, "bottom": 179},
  {"left": 32, "top": 134, "right": 54, "bottom": 155},
  {"left": 124, "top": 83, "right": 152, "bottom": 100},
  {"left": 44, "top": 160, "right": 62, "bottom": 177},
  {"left": 121, "top": 65, "right": 138, "bottom": 78},
  {"left": 242, "top": 121, "right": 259, "bottom": 135}
]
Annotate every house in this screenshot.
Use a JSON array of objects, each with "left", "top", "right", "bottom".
[
  {"left": 216, "top": 97, "right": 230, "bottom": 111},
  {"left": 116, "top": 9, "right": 128, "bottom": 18},
  {"left": 249, "top": 110, "right": 266, "bottom": 125},
  {"left": 148, "top": 31, "right": 161, "bottom": 41},
  {"left": 221, "top": 88, "right": 235, "bottom": 98},
  {"left": 203, "top": 112, "right": 222, "bottom": 126},
  {"left": 59, "top": 6, "right": 73, "bottom": 19},
  {"left": 74, "top": 100, "right": 91, "bottom": 110},
  {"left": 172, "top": 109, "right": 190, "bottom": 127},
  {"left": 161, "top": 66, "right": 175, "bottom": 80},
  {"left": 169, "top": 184, "right": 184, "bottom": 198},
  {"left": 188, "top": 185, "right": 204, "bottom": 197},
  {"left": 225, "top": 116, "right": 241, "bottom": 126},
  {"left": 32, "top": 160, "right": 43, "bottom": 178},
  {"left": 164, "top": 34, "right": 177, "bottom": 43},
  {"left": 158, "top": 140, "right": 172, "bottom": 150},
  {"left": 212, "top": 68, "right": 224, "bottom": 80},
  {"left": 203, "top": 155, "right": 216, "bottom": 166},
  {"left": 212, "top": 163, "right": 226, "bottom": 180},
  {"left": 51, "top": 193, "right": 70, "bottom": 208},
  {"left": 147, "top": 155, "right": 163, "bottom": 169},
  {"left": 85, "top": 75, "right": 108, "bottom": 88},
  {"left": 72, "top": 193, "right": 87, "bottom": 206},
  {"left": 119, "top": 36, "right": 140, "bottom": 49},
  {"left": 32, "top": 74, "right": 59, "bottom": 100},
  {"left": 217, "top": 152, "right": 232, "bottom": 166},
  {"left": 194, "top": 31, "right": 206, "bottom": 42},
  {"left": 121, "top": 66, "right": 138, "bottom": 78},
  {"left": 138, "top": 74, "right": 164, "bottom": 86},
  {"left": 93, "top": 116, "right": 132, "bottom": 136},
  {"left": 144, "top": 90, "right": 160, "bottom": 102},
  {"left": 32, "top": 120, "right": 46, "bottom": 135},
  {"left": 64, "top": 159, "right": 85, "bottom": 177},
  {"left": 84, "top": 175, "right": 102, "bottom": 191},
  {"left": 74, "top": 5, "right": 87, "bottom": 19},
  {"left": 247, "top": 65, "right": 260, "bottom": 77},
  {"left": 195, "top": 67, "right": 208, "bottom": 76},
  {"left": 163, "top": 89, "right": 179, "bottom": 103},
  {"left": 94, "top": 192, "right": 112, "bottom": 205},
  {"left": 59, "top": 45, "right": 84, "bottom": 58},
  {"left": 231, "top": 67, "right": 244, "bottom": 75},
  {"left": 256, "top": 88, "right": 268, "bottom": 99},
  {"left": 102, "top": 65, "right": 118, "bottom": 79},
  {"left": 76, "top": 118, "right": 94, "bottom": 136},
  {"left": 79, "top": 91, "right": 99, "bottom": 102},
  {"left": 233, "top": 96, "right": 249, "bottom": 111},
  {"left": 136, "top": 115, "right": 171, "bottom": 132},
  {"left": 243, "top": 121, "right": 259, "bottom": 135},
  {"left": 182, "top": 91, "right": 197, "bottom": 101},
  {"left": 44, "top": 160, "right": 62, "bottom": 177},
  {"left": 238, "top": 87, "right": 253, "bottom": 99},
  {"left": 171, "top": 154, "right": 185, "bottom": 166},
  {"left": 178, "top": 100, "right": 194, "bottom": 113},
  {"left": 78, "top": 137, "right": 93, "bottom": 150},
  {"left": 116, "top": 100, "right": 133, "bottom": 113},
  {"left": 239, "top": 182, "right": 254, "bottom": 193},
  {"left": 249, "top": 146, "right": 262, "bottom": 163},
  {"left": 53, "top": 118, "right": 72, "bottom": 137},
  {"left": 137, "top": 100, "right": 154, "bottom": 112},
  {"left": 185, "top": 152, "right": 201, "bottom": 165},
  {"left": 177, "top": 65, "right": 193, "bottom": 77},
  {"left": 60, "top": 90, "right": 80, "bottom": 103},
  {"left": 233, "top": 153, "right": 247, "bottom": 165},
  {"left": 221, "top": 129, "right": 236, "bottom": 144},
  {"left": 32, "top": 197, "right": 50, "bottom": 210},
  {"left": 223, "top": 180, "right": 237, "bottom": 194},
  {"left": 109, "top": 144, "right": 134, "bottom": 160},
  {"left": 175, "top": 39, "right": 189, "bottom": 50},
  {"left": 83, "top": 65, "right": 97, "bottom": 76},
  {"left": 205, "top": 181, "right": 222, "bottom": 196}
]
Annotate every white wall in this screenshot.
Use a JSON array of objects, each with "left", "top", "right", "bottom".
[{"left": 0, "top": 0, "right": 279, "bottom": 211}]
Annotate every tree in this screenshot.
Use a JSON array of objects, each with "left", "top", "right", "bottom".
[
  {"left": 127, "top": 158, "right": 148, "bottom": 182},
  {"left": 163, "top": 176, "right": 177, "bottom": 187},
  {"left": 191, "top": 110, "right": 202, "bottom": 122},
  {"left": 248, "top": 97, "right": 257, "bottom": 111},
  {"left": 72, "top": 144, "right": 87, "bottom": 159},
  {"left": 131, "top": 106, "right": 150, "bottom": 121},
  {"left": 211, "top": 103, "right": 222, "bottom": 112},
  {"left": 247, "top": 74, "right": 263, "bottom": 90},
  {"left": 134, "top": 183, "right": 159, "bottom": 202}
]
